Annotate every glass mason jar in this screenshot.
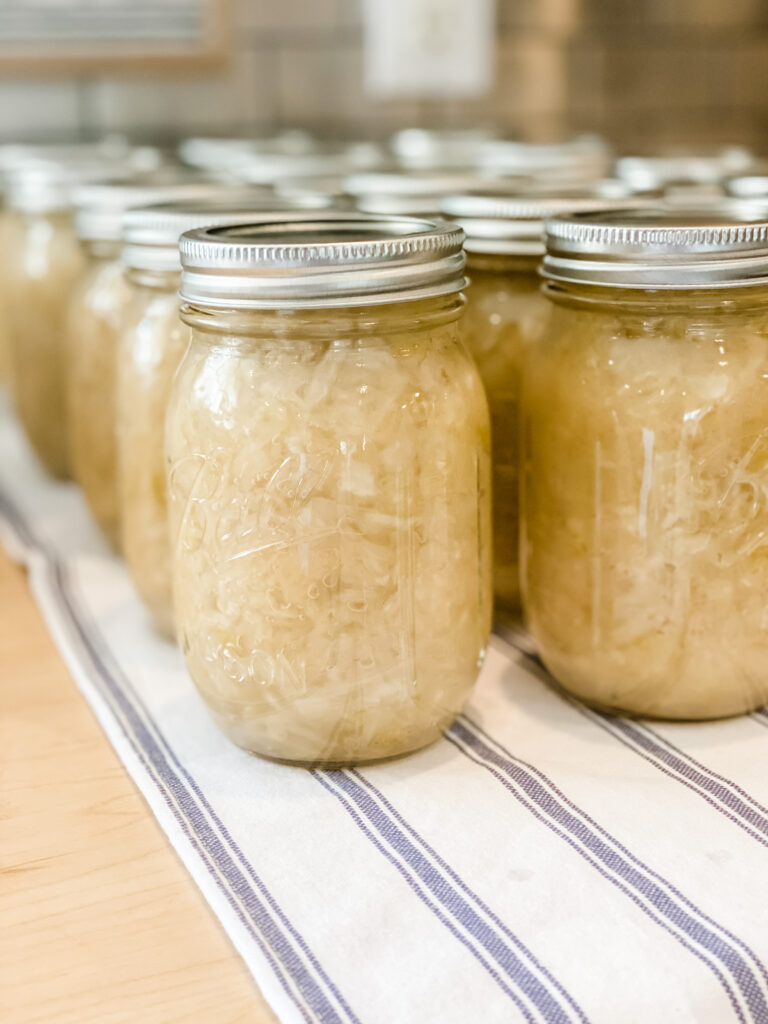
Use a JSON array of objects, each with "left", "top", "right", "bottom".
[
  {"left": 69, "top": 179, "right": 226, "bottom": 548},
  {"left": 119, "top": 267, "right": 184, "bottom": 633},
  {"left": 522, "top": 206, "right": 768, "bottom": 720},
  {"left": 167, "top": 217, "right": 492, "bottom": 765},
  {"left": 0, "top": 202, "right": 11, "bottom": 386},
  {"left": 441, "top": 190, "right": 637, "bottom": 618},
  {"left": 67, "top": 239, "right": 133, "bottom": 546},
  {"left": 117, "top": 196, "right": 331, "bottom": 637},
  {"left": 3, "top": 166, "right": 90, "bottom": 477},
  {"left": 616, "top": 149, "right": 752, "bottom": 194},
  {"left": 478, "top": 136, "right": 613, "bottom": 187},
  {"left": 725, "top": 172, "right": 768, "bottom": 200}
]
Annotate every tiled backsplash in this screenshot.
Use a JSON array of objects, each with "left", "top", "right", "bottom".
[{"left": 1, "top": 0, "right": 766, "bottom": 150}]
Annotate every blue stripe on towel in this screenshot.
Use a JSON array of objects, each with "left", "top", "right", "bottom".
[
  {"left": 314, "top": 767, "right": 589, "bottom": 1024},
  {"left": 497, "top": 630, "right": 768, "bottom": 852},
  {"left": 0, "top": 481, "right": 359, "bottom": 1024},
  {"left": 449, "top": 715, "right": 768, "bottom": 1024},
  {"left": 54, "top": 560, "right": 357, "bottom": 1024},
  {"left": 578, "top": 711, "right": 768, "bottom": 849}
]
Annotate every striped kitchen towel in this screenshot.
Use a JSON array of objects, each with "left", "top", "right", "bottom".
[{"left": 2, "top": 405, "right": 768, "bottom": 1024}]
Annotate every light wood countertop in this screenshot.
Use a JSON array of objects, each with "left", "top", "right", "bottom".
[{"left": 0, "top": 549, "right": 276, "bottom": 1024}]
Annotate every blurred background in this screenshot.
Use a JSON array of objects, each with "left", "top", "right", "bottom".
[{"left": 0, "top": 0, "right": 763, "bottom": 150}]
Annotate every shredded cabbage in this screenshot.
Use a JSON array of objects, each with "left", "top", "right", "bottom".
[
  {"left": 522, "top": 289, "right": 768, "bottom": 719},
  {"left": 166, "top": 302, "right": 492, "bottom": 764},
  {"left": 67, "top": 254, "right": 133, "bottom": 548},
  {"left": 461, "top": 260, "right": 550, "bottom": 615},
  {"left": 118, "top": 278, "right": 187, "bottom": 637},
  {"left": 5, "top": 210, "right": 85, "bottom": 477},
  {"left": 0, "top": 209, "right": 11, "bottom": 384}
]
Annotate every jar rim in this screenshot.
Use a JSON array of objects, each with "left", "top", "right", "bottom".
[
  {"left": 616, "top": 149, "right": 753, "bottom": 189},
  {"left": 178, "top": 215, "right": 467, "bottom": 309},
  {"left": 542, "top": 203, "right": 768, "bottom": 289},
  {"left": 441, "top": 187, "right": 644, "bottom": 256},
  {"left": 120, "top": 194, "right": 333, "bottom": 272},
  {"left": 4, "top": 157, "right": 123, "bottom": 213},
  {"left": 724, "top": 172, "right": 768, "bottom": 199},
  {"left": 73, "top": 179, "right": 228, "bottom": 242}
]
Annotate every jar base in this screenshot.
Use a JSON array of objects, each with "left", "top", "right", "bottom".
[
  {"left": 535, "top": 646, "right": 766, "bottom": 722},
  {"left": 241, "top": 738, "right": 442, "bottom": 770},
  {"left": 146, "top": 604, "right": 176, "bottom": 643},
  {"left": 563, "top": 689, "right": 762, "bottom": 724},
  {"left": 497, "top": 626, "right": 763, "bottom": 722},
  {"left": 207, "top": 707, "right": 451, "bottom": 768}
]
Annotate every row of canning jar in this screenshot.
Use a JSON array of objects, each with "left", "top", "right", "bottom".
[{"left": 3, "top": 136, "right": 768, "bottom": 767}]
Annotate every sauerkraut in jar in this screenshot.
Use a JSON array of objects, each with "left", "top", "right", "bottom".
[
  {"left": 119, "top": 276, "right": 185, "bottom": 634},
  {"left": 441, "top": 190, "right": 638, "bottom": 617},
  {"left": 2, "top": 161, "right": 100, "bottom": 477},
  {"left": 168, "top": 217, "right": 491, "bottom": 765},
  {"left": 69, "top": 179, "right": 224, "bottom": 547},
  {"left": 523, "top": 206, "right": 768, "bottom": 720},
  {"left": 67, "top": 240, "right": 133, "bottom": 545},
  {"left": 0, "top": 204, "right": 12, "bottom": 386},
  {"left": 118, "top": 197, "right": 332, "bottom": 637}
]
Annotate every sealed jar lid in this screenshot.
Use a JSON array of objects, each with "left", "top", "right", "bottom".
[
  {"left": 616, "top": 148, "right": 753, "bottom": 190},
  {"left": 356, "top": 193, "right": 449, "bottom": 217},
  {"left": 543, "top": 204, "right": 768, "bottom": 289},
  {"left": 122, "top": 193, "right": 336, "bottom": 272},
  {"left": 441, "top": 188, "right": 643, "bottom": 256},
  {"left": 478, "top": 136, "right": 612, "bottom": 183},
  {"left": 345, "top": 170, "right": 492, "bottom": 197},
  {"left": 74, "top": 178, "right": 237, "bottom": 242},
  {"left": 179, "top": 132, "right": 317, "bottom": 171},
  {"left": 347, "top": 171, "right": 500, "bottom": 217},
  {"left": 179, "top": 215, "right": 466, "bottom": 309},
  {"left": 391, "top": 128, "right": 499, "bottom": 169},
  {"left": 3, "top": 156, "right": 126, "bottom": 213},
  {"left": 724, "top": 171, "right": 768, "bottom": 199},
  {"left": 0, "top": 141, "right": 166, "bottom": 207},
  {"left": 233, "top": 143, "right": 386, "bottom": 185},
  {"left": 0, "top": 142, "right": 112, "bottom": 174},
  {"left": 274, "top": 174, "right": 353, "bottom": 204},
  {"left": 526, "top": 177, "right": 661, "bottom": 200}
]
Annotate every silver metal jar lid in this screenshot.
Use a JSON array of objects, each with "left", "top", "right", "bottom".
[
  {"left": 348, "top": 172, "right": 501, "bottom": 218},
  {"left": 616, "top": 149, "right": 753, "bottom": 190},
  {"left": 355, "top": 193, "right": 449, "bottom": 217},
  {"left": 478, "top": 136, "right": 612, "bottom": 182},
  {"left": 179, "top": 215, "right": 467, "bottom": 309},
  {"left": 724, "top": 171, "right": 768, "bottom": 199},
  {"left": 274, "top": 174, "right": 353, "bottom": 204},
  {"left": 543, "top": 204, "right": 768, "bottom": 289},
  {"left": 179, "top": 132, "right": 318, "bottom": 171},
  {"left": 0, "top": 142, "right": 118, "bottom": 174},
  {"left": 344, "top": 170, "right": 491, "bottom": 197},
  {"left": 233, "top": 144, "right": 386, "bottom": 185},
  {"left": 74, "top": 178, "right": 234, "bottom": 242},
  {"left": 391, "top": 128, "right": 499, "bottom": 169},
  {"left": 441, "top": 188, "right": 643, "bottom": 256},
  {"left": 552, "top": 177, "right": 660, "bottom": 199},
  {"left": 3, "top": 156, "right": 125, "bottom": 213},
  {"left": 122, "top": 194, "right": 336, "bottom": 272}
]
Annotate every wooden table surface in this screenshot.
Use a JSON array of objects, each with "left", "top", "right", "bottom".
[{"left": 0, "top": 549, "right": 277, "bottom": 1024}]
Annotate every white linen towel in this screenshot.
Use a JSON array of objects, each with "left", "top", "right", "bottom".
[{"left": 2, "top": 406, "right": 768, "bottom": 1024}]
